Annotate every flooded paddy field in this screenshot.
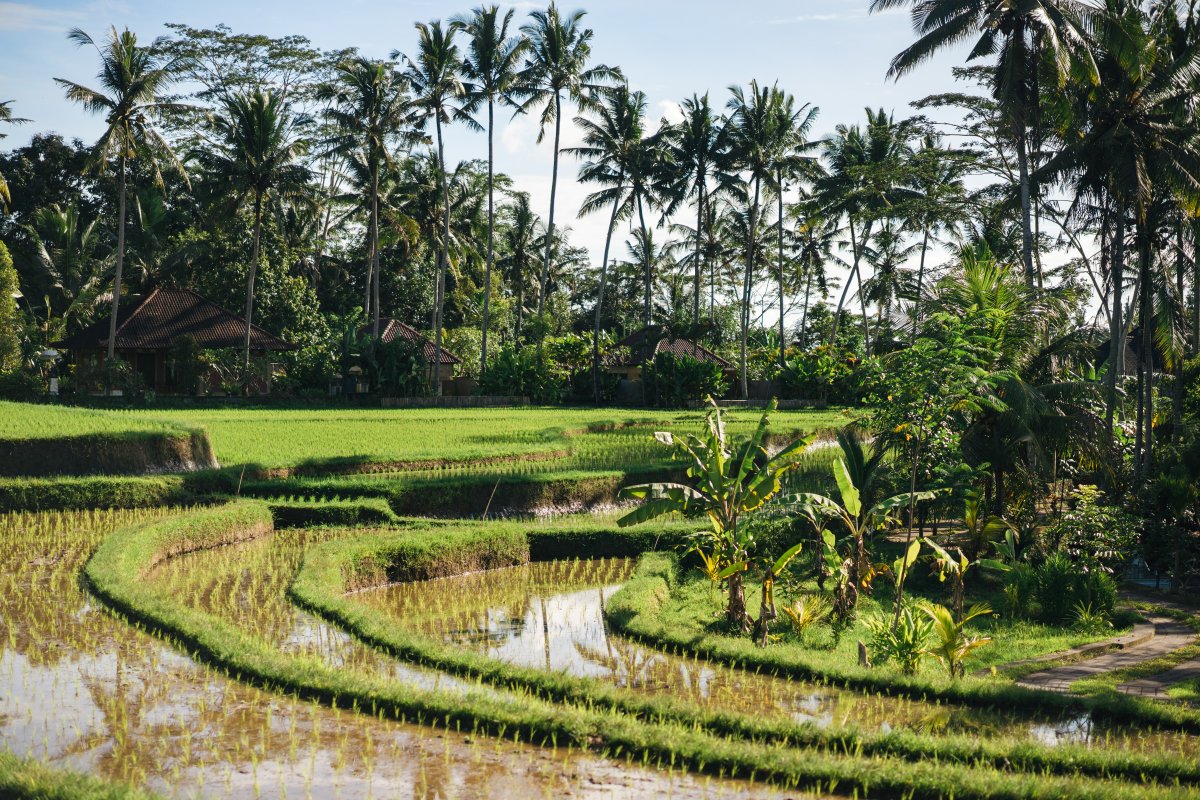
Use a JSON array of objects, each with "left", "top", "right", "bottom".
[{"left": 0, "top": 511, "right": 813, "bottom": 799}]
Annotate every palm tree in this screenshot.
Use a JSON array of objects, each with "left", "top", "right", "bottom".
[
  {"left": 193, "top": 90, "right": 311, "bottom": 371},
  {"left": 816, "top": 108, "right": 915, "bottom": 355},
  {"left": 457, "top": 6, "right": 529, "bottom": 378},
  {"left": 1038, "top": 0, "right": 1200, "bottom": 472},
  {"left": 0, "top": 101, "right": 30, "bottom": 211},
  {"left": 319, "top": 57, "right": 414, "bottom": 342},
  {"left": 516, "top": 3, "right": 621, "bottom": 319},
  {"left": 724, "top": 81, "right": 779, "bottom": 398},
  {"left": 55, "top": 27, "right": 188, "bottom": 367},
  {"left": 766, "top": 90, "right": 820, "bottom": 366},
  {"left": 498, "top": 191, "right": 541, "bottom": 340},
  {"left": 398, "top": 19, "right": 470, "bottom": 395},
  {"left": 22, "top": 204, "right": 107, "bottom": 328},
  {"left": 664, "top": 94, "right": 731, "bottom": 325},
  {"left": 869, "top": 0, "right": 1097, "bottom": 287},
  {"left": 790, "top": 200, "right": 841, "bottom": 348},
  {"left": 567, "top": 85, "right": 646, "bottom": 401}
]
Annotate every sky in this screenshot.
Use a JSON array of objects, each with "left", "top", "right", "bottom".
[{"left": 0, "top": 0, "right": 975, "bottom": 320}]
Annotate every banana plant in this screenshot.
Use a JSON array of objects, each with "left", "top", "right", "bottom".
[
  {"left": 923, "top": 538, "right": 978, "bottom": 622},
  {"left": 960, "top": 491, "right": 1016, "bottom": 561},
  {"left": 782, "top": 457, "right": 936, "bottom": 611},
  {"left": 619, "top": 397, "right": 811, "bottom": 632}
]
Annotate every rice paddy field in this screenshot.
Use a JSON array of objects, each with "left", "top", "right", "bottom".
[{"left": 2, "top": 400, "right": 1199, "bottom": 799}]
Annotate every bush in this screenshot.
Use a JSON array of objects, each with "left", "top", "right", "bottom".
[
  {"left": 478, "top": 344, "right": 564, "bottom": 403},
  {"left": 0, "top": 369, "right": 42, "bottom": 401},
  {"left": 865, "top": 602, "right": 932, "bottom": 674},
  {"left": 776, "top": 346, "right": 861, "bottom": 404},
  {"left": 642, "top": 352, "right": 727, "bottom": 408},
  {"left": 1043, "top": 485, "right": 1141, "bottom": 575},
  {"left": 1034, "top": 553, "right": 1118, "bottom": 625}
]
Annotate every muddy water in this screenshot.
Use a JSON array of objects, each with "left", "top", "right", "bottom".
[
  {"left": 0, "top": 511, "right": 809, "bottom": 799},
  {"left": 358, "top": 559, "right": 1200, "bottom": 759}
]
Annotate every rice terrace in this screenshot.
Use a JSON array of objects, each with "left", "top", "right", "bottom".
[{"left": 3, "top": 0, "right": 1200, "bottom": 798}]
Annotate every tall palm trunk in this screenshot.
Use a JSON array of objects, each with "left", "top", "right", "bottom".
[
  {"left": 432, "top": 117, "right": 451, "bottom": 396},
  {"left": 592, "top": 176, "right": 624, "bottom": 404},
  {"left": 831, "top": 216, "right": 872, "bottom": 354},
  {"left": 1106, "top": 211, "right": 1126, "bottom": 432},
  {"left": 105, "top": 154, "right": 127, "bottom": 390},
  {"left": 740, "top": 177, "right": 761, "bottom": 399},
  {"left": 243, "top": 192, "right": 264, "bottom": 376},
  {"left": 777, "top": 171, "right": 786, "bottom": 368},
  {"left": 1016, "top": 121, "right": 1035, "bottom": 288},
  {"left": 537, "top": 90, "right": 562, "bottom": 317},
  {"left": 369, "top": 166, "right": 381, "bottom": 342},
  {"left": 693, "top": 177, "right": 704, "bottom": 325},
  {"left": 912, "top": 228, "right": 929, "bottom": 343},
  {"left": 637, "top": 194, "right": 651, "bottom": 326},
  {"left": 799, "top": 268, "right": 812, "bottom": 349},
  {"left": 481, "top": 100, "right": 496, "bottom": 379}
]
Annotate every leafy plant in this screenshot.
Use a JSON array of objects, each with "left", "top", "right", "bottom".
[
  {"left": 922, "top": 602, "right": 993, "bottom": 678},
  {"left": 1072, "top": 601, "right": 1113, "bottom": 635},
  {"left": 643, "top": 351, "right": 728, "bottom": 409},
  {"left": 618, "top": 398, "right": 810, "bottom": 634},
  {"left": 865, "top": 602, "right": 932, "bottom": 675},
  {"left": 781, "top": 593, "right": 831, "bottom": 643}
]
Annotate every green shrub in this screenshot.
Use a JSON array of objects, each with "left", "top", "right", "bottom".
[
  {"left": 1035, "top": 554, "right": 1118, "bottom": 625},
  {"left": 642, "top": 352, "right": 727, "bottom": 408},
  {"left": 865, "top": 602, "right": 932, "bottom": 675},
  {"left": 1043, "top": 485, "right": 1141, "bottom": 575},
  {"left": 479, "top": 344, "right": 564, "bottom": 402}
]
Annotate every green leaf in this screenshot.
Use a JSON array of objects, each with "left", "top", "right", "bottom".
[
  {"left": 833, "top": 458, "right": 861, "bottom": 518},
  {"left": 717, "top": 561, "right": 749, "bottom": 579},
  {"left": 770, "top": 541, "right": 804, "bottom": 575}
]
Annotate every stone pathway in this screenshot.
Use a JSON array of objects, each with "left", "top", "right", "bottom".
[{"left": 1016, "top": 616, "right": 1198, "bottom": 694}]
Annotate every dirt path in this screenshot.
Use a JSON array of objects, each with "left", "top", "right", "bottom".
[{"left": 1016, "top": 616, "right": 1197, "bottom": 694}]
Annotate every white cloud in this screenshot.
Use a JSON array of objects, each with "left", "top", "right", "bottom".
[
  {"left": 0, "top": 2, "right": 82, "bottom": 31},
  {"left": 656, "top": 99, "right": 684, "bottom": 125}
]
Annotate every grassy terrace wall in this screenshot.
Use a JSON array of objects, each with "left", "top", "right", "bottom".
[
  {"left": 606, "top": 554, "right": 1200, "bottom": 736},
  {"left": 80, "top": 502, "right": 1200, "bottom": 799},
  {"left": 292, "top": 522, "right": 1200, "bottom": 789},
  {"left": 0, "top": 750, "right": 157, "bottom": 800}
]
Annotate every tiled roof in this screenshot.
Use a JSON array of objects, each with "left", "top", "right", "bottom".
[
  {"left": 608, "top": 326, "right": 733, "bottom": 368},
  {"left": 58, "top": 287, "right": 294, "bottom": 351},
  {"left": 367, "top": 318, "right": 461, "bottom": 365}
]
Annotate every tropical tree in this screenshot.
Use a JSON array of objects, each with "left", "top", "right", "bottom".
[
  {"left": 192, "top": 89, "right": 312, "bottom": 370},
  {"left": 870, "top": 0, "right": 1097, "bottom": 286},
  {"left": 922, "top": 601, "right": 993, "bottom": 677},
  {"left": 498, "top": 191, "right": 541, "bottom": 340},
  {"left": 457, "top": 5, "right": 528, "bottom": 377},
  {"left": 319, "top": 57, "right": 414, "bottom": 341},
  {"left": 664, "top": 94, "right": 731, "bottom": 324},
  {"left": 22, "top": 203, "right": 107, "bottom": 328},
  {"left": 617, "top": 400, "right": 811, "bottom": 633},
  {"left": 55, "top": 26, "right": 189, "bottom": 366},
  {"left": 566, "top": 85, "right": 646, "bottom": 401},
  {"left": 398, "top": 19, "right": 470, "bottom": 394},
  {"left": 516, "top": 3, "right": 620, "bottom": 318},
  {"left": 0, "top": 101, "right": 30, "bottom": 211}
]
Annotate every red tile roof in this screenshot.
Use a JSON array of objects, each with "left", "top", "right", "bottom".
[
  {"left": 367, "top": 318, "right": 461, "bottom": 365},
  {"left": 608, "top": 326, "right": 733, "bottom": 369},
  {"left": 58, "top": 287, "right": 294, "bottom": 351}
]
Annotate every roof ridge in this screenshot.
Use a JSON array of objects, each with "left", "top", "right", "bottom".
[{"left": 112, "top": 285, "right": 160, "bottom": 338}]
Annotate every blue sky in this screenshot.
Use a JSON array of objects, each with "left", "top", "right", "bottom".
[{"left": 0, "top": 0, "right": 973, "bottom": 312}]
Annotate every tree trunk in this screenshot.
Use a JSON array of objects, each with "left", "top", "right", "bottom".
[
  {"left": 694, "top": 178, "right": 704, "bottom": 325},
  {"left": 481, "top": 100, "right": 495, "bottom": 379},
  {"left": 912, "top": 228, "right": 929, "bottom": 343},
  {"left": 637, "top": 194, "right": 651, "bottom": 327},
  {"left": 369, "top": 166, "right": 381, "bottom": 342},
  {"left": 740, "top": 177, "right": 761, "bottom": 399},
  {"left": 799, "top": 269, "right": 812, "bottom": 349},
  {"left": 831, "top": 216, "right": 871, "bottom": 353},
  {"left": 432, "top": 116, "right": 451, "bottom": 397},
  {"left": 1106, "top": 212, "right": 1126, "bottom": 433},
  {"left": 1016, "top": 119, "right": 1035, "bottom": 288},
  {"left": 244, "top": 192, "right": 263, "bottom": 380},
  {"left": 105, "top": 154, "right": 128, "bottom": 390},
  {"left": 777, "top": 170, "right": 786, "bottom": 368},
  {"left": 726, "top": 570, "right": 751, "bottom": 632},
  {"left": 537, "top": 91, "right": 562, "bottom": 318},
  {"left": 1141, "top": 234, "right": 1155, "bottom": 479},
  {"left": 593, "top": 177, "right": 624, "bottom": 404}
]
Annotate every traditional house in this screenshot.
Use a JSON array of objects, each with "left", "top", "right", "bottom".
[
  {"left": 605, "top": 325, "right": 734, "bottom": 381},
  {"left": 57, "top": 287, "right": 294, "bottom": 394},
  {"left": 354, "top": 318, "right": 463, "bottom": 394}
]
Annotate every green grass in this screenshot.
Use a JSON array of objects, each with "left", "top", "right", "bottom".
[
  {"left": 290, "top": 522, "right": 1200, "bottom": 786},
  {"left": 0, "top": 401, "right": 191, "bottom": 440},
  {"left": 606, "top": 554, "right": 1200, "bottom": 734},
  {"left": 80, "top": 502, "right": 1200, "bottom": 800},
  {"left": 127, "top": 406, "right": 848, "bottom": 469},
  {"left": 0, "top": 750, "right": 159, "bottom": 800}
]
